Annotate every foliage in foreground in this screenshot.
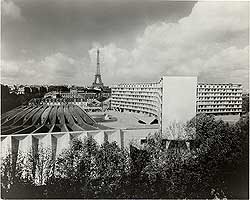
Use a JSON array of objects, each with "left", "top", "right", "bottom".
[{"left": 1, "top": 114, "right": 249, "bottom": 199}]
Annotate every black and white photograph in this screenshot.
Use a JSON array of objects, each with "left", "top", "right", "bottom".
[{"left": 1, "top": 0, "right": 249, "bottom": 199}]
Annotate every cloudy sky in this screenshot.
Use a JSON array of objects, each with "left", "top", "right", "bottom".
[{"left": 1, "top": 0, "right": 249, "bottom": 91}]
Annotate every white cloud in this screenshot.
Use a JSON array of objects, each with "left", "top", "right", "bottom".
[
  {"left": 2, "top": 0, "right": 24, "bottom": 21},
  {"left": 88, "top": 2, "right": 248, "bottom": 90},
  {"left": 1, "top": 2, "right": 249, "bottom": 91},
  {"left": 1, "top": 53, "right": 93, "bottom": 85}
]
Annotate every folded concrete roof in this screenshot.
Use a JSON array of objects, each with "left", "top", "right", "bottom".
[{"left": 1, "top": 104, "right": 111, "bottom": 135}]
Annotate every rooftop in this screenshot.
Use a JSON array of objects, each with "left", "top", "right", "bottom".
[
  {"left": 90, "top": 110, "right": 159, "bottom": 129},
  {"left": 1, "top": 104, "right": 111, "bottom": 135}
]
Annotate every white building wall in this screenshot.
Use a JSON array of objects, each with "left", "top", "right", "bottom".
[
  {"left": 161, "top": 76, "right": 197, "bottom": 139},
  {"left": 1, "top": 128, "right": 161, "bottom": 159}
]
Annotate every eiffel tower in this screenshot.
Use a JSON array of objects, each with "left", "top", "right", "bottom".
[{"left": 92, "top": 49, "right": 104, "bottom": 89}]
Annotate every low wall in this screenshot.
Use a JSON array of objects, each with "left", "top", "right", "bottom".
[{"left": 1, "top": 127, "right": 158, "bottom": 158}]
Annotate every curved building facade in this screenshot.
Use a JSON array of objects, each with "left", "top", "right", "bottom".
[
  {"left": 111, "top": 81, "right": 162, "bottom": 117},
  {"left": 111, "top": 77, "right": 243, "bottom": 118},
  {"left": 1, "top": 76, "right": 243, "bottom": 160}
]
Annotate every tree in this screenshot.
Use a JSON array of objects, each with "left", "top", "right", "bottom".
[
  {"left": 24, "top": 87, "right": 31, "bottom": 94},
  {"left": 40, "top": 86, "right": 48, "bottom": 94},
  {"left": 187, "top": 113, "right": 249, "bottom": 199},
  {"left": 93, "top": 141, "right": 130, "bottom": 198},
  {"left": 46, "top": 137, "right": 131, "bottom": 198},
  {"left": 1, "top": 115, "right": 248, "bottom": 199},
  {"left": 1, "top": 151, "right": 35, "bottom": 199},
  {"left": 25, "top": 147, "right": 55, "bottom": 185}
]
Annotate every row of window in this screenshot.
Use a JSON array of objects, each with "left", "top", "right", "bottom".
[
  {"left": 112, "top": 94, "right": 159, "bottom": 100},
  {"left": 112, "top": 91, "right": 160, "bottom": 96},
  {"left": 198, "top": 97, "right": 241, "bottom": 100},
  {"left": 198, "top": 105, "right": 241, "bottom": 108},
  {"left": 112, "top": 101, "right": 158, "bottom": 110},
  {"left": 198, "top": 84, "right": 241, "bottom": 88},
  {"left": 114, "top": 83, "right": 242, "bottom": 90},
  {"left": 197, "top": 108, "right": 241, "bottom": 112},
  {"left": 112, "top": 100, "right": 158, "bottom": 108},
  {"left": 43, "top": 98, "right": 86, "bottom": 102},
  {"left": 198, "top": 92, "right": 241, "bottom": 96},
  {"left": 112, "top": 104, "right": 157, "bottom": 114},
  {"left": 114, "top": 83, "right": 160, "bottom": 88},
  {"left": 197, "top": 88, "right": 241, "bottom": 92},
  {"left": 112, "top": 87, "right": 160, "bottom": 91},
  {"left": 112, "top": 99, "right": 158, "bottom": 106}
]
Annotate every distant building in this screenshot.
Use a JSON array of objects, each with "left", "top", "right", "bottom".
[
  {"left": 41, "top": 85, "right": 111, "bottom": 113},
  {"left": 69, "top": 86, "right": 78, "bottom": 96},
  {"left": 17, "top": 86, "right": 25, "bottom": 95},
  {"left": 44, "top": 91, "right": 58, "bottom": 99},
  {"left": 61, "top": 91, "right": 97, "bottom": 99},
  {"left": 8, "top": 85, "right": 17, "bottom": 94}
]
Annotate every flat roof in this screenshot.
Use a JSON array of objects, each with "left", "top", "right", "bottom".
[{"left": 90, "top": 110, "right": 159, "bottom": 129}]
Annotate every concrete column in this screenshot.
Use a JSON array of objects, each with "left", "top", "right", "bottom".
[
  {"left": 1, "top": 136, "right": 11, "bottom": 157},
  {"left": 53, "top": 133, "right": 70, "bottom": 156},
  {"left": 11, "top": 136, "right": 20, "bottom": 156},
  {"left": 120, "top": 130, "right": 124, "bottom": 149},
  {"left": 8, "top": 136, "right": 20, "bottom": 173},
  {"left": 32, "top": 136, "right": 39, "bottom": 155},
  {"left": 51, "top": 135, "right": 57, "bottom": 159},
  {"left": 38, "top": 134, "right": 52, "bottom": 150},
  {"left": 18, "top": 135, "right": 32, "bottom": 154},
  {"left": 88, "top": 130, "right": 104, "bottom": 145}
]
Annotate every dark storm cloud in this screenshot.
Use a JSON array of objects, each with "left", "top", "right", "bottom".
[{"left": 2, "top": 0, "right": 196, "bottom": 60}]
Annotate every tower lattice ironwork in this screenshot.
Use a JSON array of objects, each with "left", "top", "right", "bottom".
[{"left": 92, "top": 49, "right": 104, "bottom": 88}]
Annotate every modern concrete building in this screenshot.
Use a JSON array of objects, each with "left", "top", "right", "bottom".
[
  {"left": 111, "top": 77, "right": 243, "bottom": 118},
  {"left": 1, "top": 75, "right": 242, "bottom": 160},
  {"left": 1, "top": 75, "right": 197, "bottom": 158},
  {"left": 197, "top": 83, "right": 242, "bottom": 115},
  {"left": 1, "top": 104, "right": 158, "bottom": 158},
  {"left": 161, "top": 76, "right": 197, "bottom": 140},
  {"left": 111, "top": 81, "right": 162, "bottom": 117},
  {"left": 111, "top": 76, "right": 198, "bottom": 140}
]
